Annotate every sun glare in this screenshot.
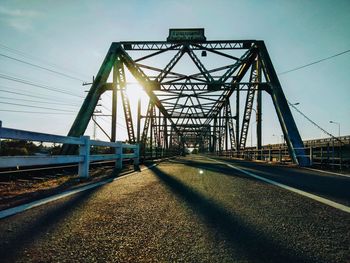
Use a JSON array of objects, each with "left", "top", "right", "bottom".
[{"left": 125, "top": 83, "right": 147, "bottom": 105}]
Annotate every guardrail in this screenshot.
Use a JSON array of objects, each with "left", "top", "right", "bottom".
[
  {"left": 0, "top": 122, "right": 139, "bottom": 178},
  {"left": 215, "top": 143, "right": 349, "bottom": 169}
]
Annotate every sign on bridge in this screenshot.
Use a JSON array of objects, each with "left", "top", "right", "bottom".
[{"left": 167, "top": 28, "right": 206, "bottom": 42}]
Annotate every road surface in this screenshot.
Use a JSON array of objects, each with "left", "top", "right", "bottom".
[{"left": 0, "top": 155, "right": 349, "bottom": 262}]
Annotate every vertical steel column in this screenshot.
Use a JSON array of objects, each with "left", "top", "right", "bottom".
[
  {"left": 236, "top": 88, "right": 240, "bottom": 154},
  {"left": 225, "top": 101, "right": 229, "bottom": 153},
  {"left": 150, "top": 108, "right": 153, "bottom": 159},
  {"left": 169, "top": 125, "right": 173, "bottom": 154},
  {"left": 164, "top": 117, "right": 168, "bottom": 153},
  {"left": 158, "top": 109, "right": 161, "bottom": 157},
  {"left": 256, "top": 82, "right": 262, "bottom": 152},
  {"left": 137, "top": 98, "right": 141, "bottom": 143},
  {"left": 212, "top": 117, "right": 217, "bottom": 153},
  {"left": 218, "top": 111, "right": 222, "bottom": 153},
  {"left": 111, "top": 61, "right": 118, "bottom": 142},
  {"left": 141, "top": 101, "right": 153, "bottom": 156},
  {"left": 256, "top": 56, "right": 262, "bottom": 159}
]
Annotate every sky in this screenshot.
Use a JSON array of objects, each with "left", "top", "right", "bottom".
[{"left": 0, "top": 0, "right": 349, "bottom": 145}]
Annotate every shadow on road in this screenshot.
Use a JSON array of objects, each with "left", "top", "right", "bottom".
[
  {"left": 206, "top": 156, "right": 350, "bottom": 204},
  {"left": 150, "top": 164, "right": 319, "bottom": 263},
  {"left": 168, "top": 158, "right": 260, "bottom": 182},
  {"left": 0, "top": 186, "right": 104, "bottom": 263}
]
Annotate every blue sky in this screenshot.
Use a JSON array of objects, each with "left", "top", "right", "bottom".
[{"left": 0, "top": 0, "right": 349, "bottom": 144}]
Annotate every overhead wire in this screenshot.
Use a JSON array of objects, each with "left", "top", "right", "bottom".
[
  {"left": 0, "top": 96, "right": 80, "bottom": 107},
  {"left": 278, "top": 49, "right": 350, "bottom": 75},
  {"left": 0, "top": 72, "right": 84, "bottom": 98},
  {"left": 93, "top": 98, "right": 128, "bottom": 130},
  {"left": 0, "top": 53, "right": 86, "bottom": 82},
  {"left": 279, "top": 49, "right": 349, "bottom": 142},
  {"left": 98, "top": 115, "right": 128, "bottom": 130},
  {"left": 0, "top": 88, "right": 80, "bottom": 104},
  {"left": 0, "top": 42, "right": 90, "bottom": 80},
  {"left": 0, "top": 109, "right": 75, "bottom": 115},
  {"left": 0, "top": 101, "right": 77, "bottom": 112},
  {"left": 288, "top": 101, "right": 343, "bottom": 144},
  {"left": 0, "top": 42, "right": 142, "bottom": 140}
]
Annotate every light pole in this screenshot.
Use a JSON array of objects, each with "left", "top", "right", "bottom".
[{"left": 329, "top": 121, "right": 340, "bottom": 137}]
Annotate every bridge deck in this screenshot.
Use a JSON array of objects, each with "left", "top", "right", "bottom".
[{"left": 0, "top": 155, "right": 349, "bottom": 262}]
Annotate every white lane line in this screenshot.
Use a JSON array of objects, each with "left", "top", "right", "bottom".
[
  {"left": 303, "top": 167, "right": 350, "bottom": 178},
  {"left": 207, "top": 157, "right": 350, "bottom": 214},
  {"left": 0, "top": 180, "right": 112, "bottom": 219},
  {"left": 0, "top": 163, "right": 160, "bottom": 220}
]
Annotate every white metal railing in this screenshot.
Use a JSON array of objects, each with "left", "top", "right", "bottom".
[{"left": 0, "top": 122, "right": 139, "bottom": 178}]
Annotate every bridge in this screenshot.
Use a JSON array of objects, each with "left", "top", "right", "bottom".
[{"left": 0, "top": 29, "right": 349, "bottom": 262}]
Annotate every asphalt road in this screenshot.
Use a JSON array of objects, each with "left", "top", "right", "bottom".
[{"left": 0, "top": 155, "right": 349, "bottom": 262}]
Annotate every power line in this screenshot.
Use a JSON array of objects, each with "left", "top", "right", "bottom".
[
  {"left": 288, "top": 101, "right": 343, "bottom": 144},
  {"left": 98, "top": 115, "right": 127, "bottom": 130},
  {"left": 0, "top": 109, "right": 75, "bottom": 115},
  {"left": 0, "top": 72, "right": 84, "bottom": 98},
  {"left": 0, "top": 101, "right": 76, "bottom": 112},
  {"left": 279, "top": 49, "right": 350, "bottom": 75},
  {"left": 0, "top": 42, "right": 90, "bottom": 80},
  {"left": 0, "top": 96, "right": 80, "bottom": 107},
  {"left": 99, "top": 105, "right": 127, "bottom": 128},
  {"left": 0, "top": 53, "right": 86, "bottom": 82},
  {"left": 0, "top": 88, "right": 81, "bottom": 104},
  {"left": 101, "top": 104, "right": 112, "bottom": 113}
]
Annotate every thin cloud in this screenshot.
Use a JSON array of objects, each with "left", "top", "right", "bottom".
[
  {"left": 0, "top": 6, "right": 40, "bottom": 17},
  {"left": 0, "top": 5, "right": 41, "bottom": 32},
  {"left": 7, "top": 18, "right": 33, "bottom": 31}
]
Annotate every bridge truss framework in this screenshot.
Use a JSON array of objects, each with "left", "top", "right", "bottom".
[{"left": 63, "top": 31, "right": 309, "bottom": 166}]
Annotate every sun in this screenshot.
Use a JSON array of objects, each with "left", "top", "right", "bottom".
[{"left": 125, "top": 83, "right": 147, "bottom": 104}]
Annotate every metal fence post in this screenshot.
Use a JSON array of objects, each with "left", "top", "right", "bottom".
[
  {"left": 0, "top": 121, "right": 2, "bottom": 154},
  {"left": 115, "top": 141, "right": 123, "bottom": 169},
  {"left": 309, "top": 146, "right": 313, "bottom": 166},
  {"left": 134, "top": 144, "right": 140, "bottom": 170},
  {"left": 279, "top": 147, "right": 282, "bottom": 162},
  {"left": 78, "top": 136, "right": 90, "bottom": 178}
]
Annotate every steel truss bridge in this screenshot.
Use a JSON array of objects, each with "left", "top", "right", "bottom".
[{"left": 62, "top": 29, "right": 309, "bottom": 166}]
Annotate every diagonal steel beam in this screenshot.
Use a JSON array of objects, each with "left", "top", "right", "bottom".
[
  {"left": 256, "top": 41, "right": 308, "bottom": 166},
  {"left": 186, "top": 46, "right": 214, "bottom": 83},
  {"left": 62, "top": 43, "right": 120, "bottom": 154},
  {"left": 156, "top": 47, "right": 185, "bottom": 83},
  {"left": 118, "top": 48, "right": 183, "bottom": 139},
  {"left": 134, "top": 44, "right": 181, "bottom": 62},
  {"left": 218, "top": 48, "right": 254, "bottom": 83},
  {"left": 239, "top": 58, "right": 260, "bottom": 149}
]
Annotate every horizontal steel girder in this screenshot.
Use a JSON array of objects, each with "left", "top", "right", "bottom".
[{"left": 120, "top": 40, "right": 255, "bottom": 50}]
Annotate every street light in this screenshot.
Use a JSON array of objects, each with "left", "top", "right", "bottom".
[
  {"left": 329, "top": 121, "right": 340, "bottom": 137},
  {"left": 291, "top": 102, "right": 300, "bottom": 106}
]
